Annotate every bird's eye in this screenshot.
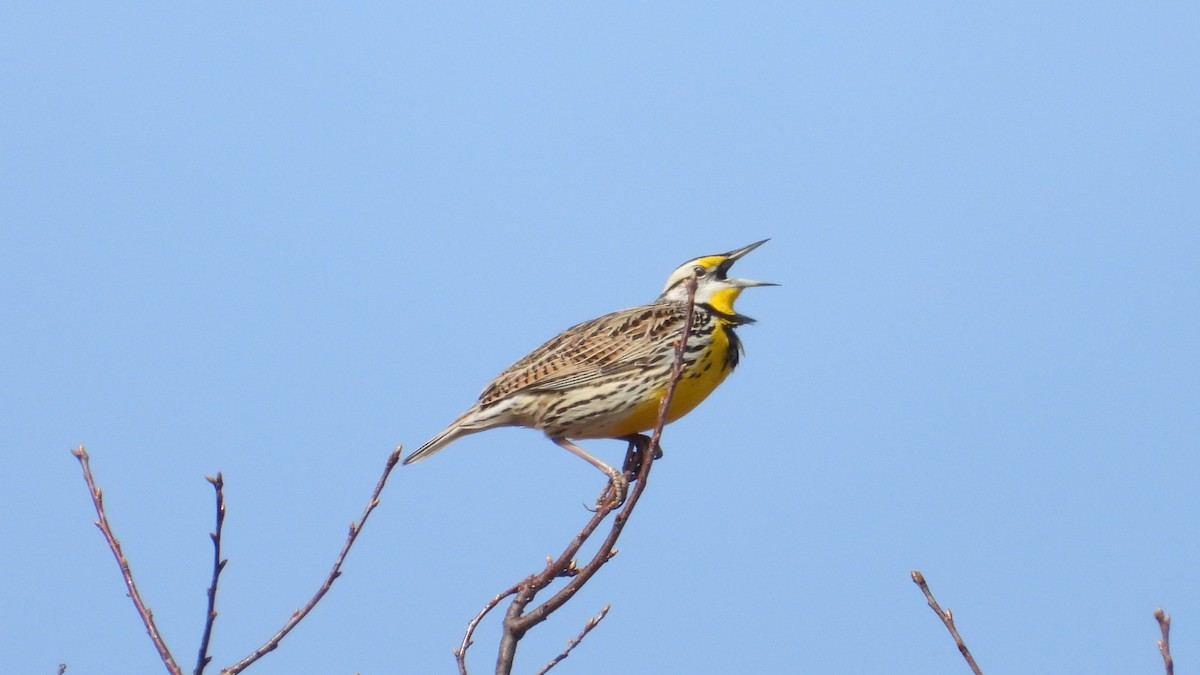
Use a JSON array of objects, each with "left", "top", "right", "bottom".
[{"left": 692, "top": 265, "right": 707, "bottom": 277}]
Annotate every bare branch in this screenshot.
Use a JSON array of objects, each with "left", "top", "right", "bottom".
[
  {"left": 910, "top": 570, "right": 983, "bottom": 675},
  {"left": 1155, "top": 608, "right": 1174, "bottom": 675},
  {"left": 455, "top": 584, "right": 519, "bottom": 675},
  {"left": 483, "top": 274, "right": 700, "bottom": 675},
  {"left": 220, "top": 446, "right": 403, "bottom": 675},
  {"left": 194, "top": 473, "right": 227, "bottom": 675},
  {"left": 71, "top": 446, "right": 183, "bottom": 675},
  {"left": 534, "top": 604, "right": 610, "bottom": 675}
]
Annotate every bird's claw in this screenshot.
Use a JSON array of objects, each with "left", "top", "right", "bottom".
[{"left": 594, "top": 471, "right": 628, "bottom": 510}]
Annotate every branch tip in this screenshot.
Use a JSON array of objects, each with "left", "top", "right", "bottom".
[
  {"left": 220, "top": 445, "right": 402, "bottom": 674},
  {"left": 533, "top": 604, "right": 612, "bottom": 675},
  {"left": 386, "top": 445, "right": 404, "bottom": 466},
  {"left": 73, "top": 447, "right": 182, "bottom": 675},
  {"left": 911, "top": 570, "right": 982, "bottom": 675},
  {"left": 1155, "top": 608, "right": 1173, "bottom": 675}
]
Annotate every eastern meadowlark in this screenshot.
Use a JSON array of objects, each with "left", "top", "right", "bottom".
[{"left": 403, "top": 240, "right": 775, "bottom": 503}]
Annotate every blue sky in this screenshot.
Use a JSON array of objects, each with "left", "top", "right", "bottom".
[{"left": 3, "top": 3, "right": 1197, "bottom": 674}]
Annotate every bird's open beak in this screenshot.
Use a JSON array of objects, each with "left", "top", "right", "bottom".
[
  {"left": 722, "top": 239, "right": 778, "bottom": 288},
  {"left": 730, "top": 277, "right": 778, "bottom": 288}
]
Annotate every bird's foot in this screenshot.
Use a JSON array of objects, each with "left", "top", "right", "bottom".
[
  {"left": 620, "top": 434, "right": 663, "bottom": 478},
  {"left": 594, "top": 469, "right": 628, "bottom": 510}
]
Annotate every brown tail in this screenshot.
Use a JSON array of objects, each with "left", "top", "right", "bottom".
[{"left": 403, "top": 408, "right": 482, "bottom": 465}]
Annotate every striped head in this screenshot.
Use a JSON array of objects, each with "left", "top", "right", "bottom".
[{"left": 659, "top": 239, "right": 776, "bottom": 321}]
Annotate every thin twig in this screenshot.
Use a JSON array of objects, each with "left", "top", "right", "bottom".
[
  {"left": 219, "top": 446, "right": 403, "bottom": 675},
  {"left": 72, "top": 446, "right": 183, "bottom": 675},
  {"left": 911, "top": 570, "right": 983, "bottom": 675},
  {"left": 1155, "top": 608, "right": 1174, "bottom": 675},
  {"left": 490, "top": 499, "right": 613, "bottom": 673},
  {"left": 455, "top": 584, "right": 520, "bottom": 675},
  {"left": 534, "top": 604, "right": 610, "bottom": 675},
  {"left": 194, "top": 473, "right": 227, "bottom": 675},
  {"left": 486, "top": 274, "right": 700, "bottom": 675}
]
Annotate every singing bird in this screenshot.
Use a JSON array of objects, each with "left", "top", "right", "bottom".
[{"left": 404, "top": 240, "right": 775, "bottom": 503}]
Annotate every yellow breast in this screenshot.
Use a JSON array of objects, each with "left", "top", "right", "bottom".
[{"left": 603, "top": 321, "right": 735, "bottom": 437}]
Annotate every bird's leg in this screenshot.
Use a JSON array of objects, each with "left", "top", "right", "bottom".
[
  {"left": 620, "top": 435, "right": 642, "bottom": 475},
  {"left": 619, "top": 434, "right": 662, "bottom": 478},
  {"left": 553, "top": 437, "right": 628, "bottom": 508}
]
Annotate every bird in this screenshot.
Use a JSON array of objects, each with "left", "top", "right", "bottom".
[{"left": 403, "top": 239, "right": 775, "bottom": 504}]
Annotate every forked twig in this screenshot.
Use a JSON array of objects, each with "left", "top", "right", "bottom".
[
  {"left": 534, "top": 604, "right": 611, "bottom": 675},
  {"left": 194, "top": 473, "right": 227, "bottom": 675},
  {"left": 71, "top": 446, "right": 183, "bottom": 675},
  {"left": 1154, "top": 608, "right": 1174, "bottom": 675},
  {"left": 473, "top": 274, "right": 700, "bottom": 675},
  {"left": 455, "top": 584, "right": 520, "bottom": 675},
  {"left": 911, "top": 571, "right": 983, "bottom": 675},
  {"left": 219, "top": 445, "right": 403, "bottom": 675}
]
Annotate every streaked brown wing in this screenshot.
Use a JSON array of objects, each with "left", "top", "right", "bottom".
[{"left": 477, "top": 302, "right": 684, "bottom": 407}]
